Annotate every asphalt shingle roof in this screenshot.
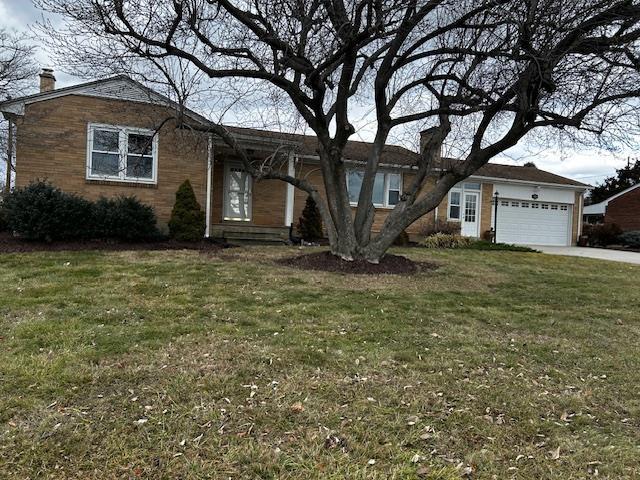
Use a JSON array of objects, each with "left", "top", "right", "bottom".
[{"left": 226, "top": 126, "right": 589, "bottom": 187}]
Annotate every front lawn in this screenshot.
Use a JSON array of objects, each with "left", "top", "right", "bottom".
[{"left": 1, "top": 247, "right": 639, "bottom": 479}]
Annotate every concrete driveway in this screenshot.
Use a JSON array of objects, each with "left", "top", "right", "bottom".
[{"left": 529, "top": 246, "right": 640, "bottom": 265}]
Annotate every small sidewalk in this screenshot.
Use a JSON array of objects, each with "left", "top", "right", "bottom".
[{"left": 529, "top": 246, "right": 640, "bottom": 265}]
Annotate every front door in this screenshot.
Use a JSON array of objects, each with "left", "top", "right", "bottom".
[
  {"left": 224, "top": 164, "right": 252, "bottom": 221},
  {"left": 461, "top": 192, "right": 479, "bottom": 237}
]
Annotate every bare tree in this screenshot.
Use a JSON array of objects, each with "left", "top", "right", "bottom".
[
  {"left": 1, "top": 29, "right": 38, "bottom": 194},
  {"left": 37, "top": 0, "right": 640, "bottom": 261}
]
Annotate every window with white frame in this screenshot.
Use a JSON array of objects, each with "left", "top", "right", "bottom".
[
  {"left": 448, "top": 182, "right": 481, "bottom": 220},
  {"left": 449, "top": 191, "right": 461, "bottom": 220},
  {"left": 462, "top": 182, "right": 481, "bottom": 191},
  {"left": 347, "top": 170, "right": 402, "bottom": 207},
  {"left": 87, "top": 124, "right": 157, "bottom": 183}
]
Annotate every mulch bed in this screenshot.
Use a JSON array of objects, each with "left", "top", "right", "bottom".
[
  {"left": 276, "top": 251, "right": 439, "bottom": 275},
  {"left": 0, "top": 232, "right": 229, "bottom": 254}
]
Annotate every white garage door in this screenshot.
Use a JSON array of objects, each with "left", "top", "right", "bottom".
[{"left": 495, "top": 199, "right": 572, "bottom": 246}]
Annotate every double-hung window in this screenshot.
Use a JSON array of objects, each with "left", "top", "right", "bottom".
[
  {"left": 87, "top": 124, "right": 158, "bottom": 183},
  {"left": 448, "top": 191, "right": 461, "bottom": 220},
  {"left": 347, "top": 170, "right": 402, "bottom": 208}
]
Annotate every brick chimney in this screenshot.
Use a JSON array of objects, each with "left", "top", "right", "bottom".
[
  {"left": 39, "top": 68, "right": 56, "bottom": 93},
  {"left": 419, "top": 127, "right": 442, "bottom": 169}
]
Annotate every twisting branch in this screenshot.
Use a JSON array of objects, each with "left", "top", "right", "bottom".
[{"left": 33, "top": 0, "right": 640, "bottom": 260}]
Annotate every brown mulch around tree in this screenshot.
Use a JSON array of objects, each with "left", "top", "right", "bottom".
[
  {"left": 0, "top": 232, "right": 229, "bottom": 254},
  {"left": 276, "top": 250, "right": 439, "bottom": 275}
]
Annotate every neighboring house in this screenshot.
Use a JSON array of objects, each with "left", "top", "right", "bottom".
[
  {"left": 583, "top": 183, "right": 640, "bottom": 231},
  {"left": 0, "top": 70, "right": 589, "bottom": 246}
]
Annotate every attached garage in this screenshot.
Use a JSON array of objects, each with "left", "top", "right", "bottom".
[
  {"left": 490, "top": 182, "right": 578, "bottom": 246},
  {"left": 495, "top": 199, "right": 572, "bottom": 246}
]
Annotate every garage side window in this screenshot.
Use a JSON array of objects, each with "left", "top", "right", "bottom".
[
  {"left": 448, "top": 191, "right": 461, "bottom": 220},
  {"left": 87, "top": 124, "right": 158, "bottom": 184}
]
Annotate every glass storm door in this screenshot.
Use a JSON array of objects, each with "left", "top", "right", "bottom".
[
  {"left": 224, "top": 165, "right": 252, "bottom": 221},
  {"left": 461, "top": 192, "right": 479, "bottom": 237}
]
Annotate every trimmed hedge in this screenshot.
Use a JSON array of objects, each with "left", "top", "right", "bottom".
[
  {"left": 421, "top": 234, "right": 538, "bottom": 252},
  {"left": 618, "top": 230, "right": 640, "bottom": 248},
  {"left": 93, "top": 196, "right": 159, "bottom": 241},
  {"left": 5, "top": 181, "right": 158, "bottom": 242},
  {"left": 168, "top": 180, "right": 205, "bottom": 241},
  {"left": 5, "top": 181, "right": 93, "bottom": 241},
  {"left": 582, "top": 223, "right": 622, "bottom": 246},
  {"left": 464, "top": 240, "right": 538, "bottom": 252}
]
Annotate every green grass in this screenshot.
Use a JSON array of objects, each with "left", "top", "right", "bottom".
[{"left": 0, "top": 246, "right": 639, "bottom": 479}]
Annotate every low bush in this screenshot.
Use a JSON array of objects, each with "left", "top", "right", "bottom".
[
  {"left": 93, "top": 196, "right": 159, "bottom": 241},
  {"left": 618, "top": 230, "right": 640, "bottom": 248},
  {"left": 464, "top": 240, "right": 539, "bottom": 252},
  {"left": 168, "top": 180, "right": 205, "bottom": 241},
  {"left": 582, "top": 223, "right": 623, "bottom": 246},
  {"left": 393, "top": 230, "right": 411, "bottom": 247},
  {"left": 5, "top": 181, "right": 93, "bottom": 241},
  {"left": 421, "top": 234, "right": 538, "bottom": 251},
  {"left": 0, "top": 200, "right": 7, "bottom": 232},
  {"left": 422, "top": 233, "right": 472, "bottom": 249},
  {"left": 5, "top": 181, "right": 158, "bottom": 242},
  {"left": 420, "top": 218, "right": 461, "bottom": 236}
]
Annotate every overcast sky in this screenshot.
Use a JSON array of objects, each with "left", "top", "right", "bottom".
[{"left": 1, "top": 0, "right": 635, "bottom": 186}]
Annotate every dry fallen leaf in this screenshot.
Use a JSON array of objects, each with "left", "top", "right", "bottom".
[
  {"left": 290, "top": 402, "right": 305, "bottom": 414},
  {"left": 551, "top": 446, "right": 561, "bottom": 460},
  {"left": 407, "top": 415, "right": 420, "bottom": 426}
]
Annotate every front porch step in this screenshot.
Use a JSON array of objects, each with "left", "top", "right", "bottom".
[{"left": 210, "top": 224, "right": 289, "bottom": 243}]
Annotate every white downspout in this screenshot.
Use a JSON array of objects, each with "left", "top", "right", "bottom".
[
  {"left": 205, "top": 134, "right": 213, "bottom": 237},
  {"left": 577, "top": 191, "right": 584, "bottom": 239},
  {"left": 284, "top": 151, "right": 295, "bottom": 226}
]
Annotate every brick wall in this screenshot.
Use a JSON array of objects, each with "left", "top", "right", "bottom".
[
  {"left": 605, "top": 187, "right": 640, "bottom": 231},
  {"left": 572, "top": 191, "right": 583, "bottom": 244},
  {"left": 15, "top": 95, "right": 209, "bottom": 230},
  {"left": 480, "top": 183, "right": 494, "bottom": 238}
]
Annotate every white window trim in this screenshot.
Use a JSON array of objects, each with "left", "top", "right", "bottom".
[
  {"left": 447, "top": 189, "right": 462, "bottom": 221},
  {"left": 86, "top": 123, "right": 159, "bottom": 184},
  {"left": 223, "top": 162, "right": 252, "bottom": 221},
  {"left": 448, "top": 182, "right": 483, "bottom": 222},
  {"left": 347, "top": 170, "right": 403, "bottom": 209}
]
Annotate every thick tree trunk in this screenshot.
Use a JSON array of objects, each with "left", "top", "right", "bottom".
[{"left": 320, "top": 170, "right": 457, "bottom": 263}]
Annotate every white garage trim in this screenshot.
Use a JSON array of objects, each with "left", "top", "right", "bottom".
[{"left": 492, "top": 198, "right": 572, "bottom": 246}]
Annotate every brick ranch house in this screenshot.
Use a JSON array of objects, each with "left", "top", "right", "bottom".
[
  {"left": 1, "top": 70, "right": 589, "bottom": 246},
  {"left": 583, "top": 183, "right": 640, "bottom": 231}
]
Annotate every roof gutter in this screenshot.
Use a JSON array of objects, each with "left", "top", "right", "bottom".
[
  {"left": 465, "top": 175, "right": 590, "bottom": 190},
  {"left": 298, "top": 155, "right": 588, "bottom": 189}
]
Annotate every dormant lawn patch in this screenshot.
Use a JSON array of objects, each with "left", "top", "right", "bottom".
[{"left": 0, "top": 247, "right": 639, "bottom": 479}]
